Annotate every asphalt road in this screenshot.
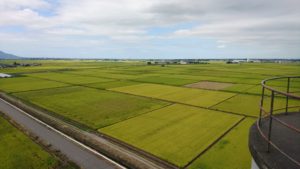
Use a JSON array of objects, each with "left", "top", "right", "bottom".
[{"left": 0, "top": 98, "right": 125, "bottom": 169}]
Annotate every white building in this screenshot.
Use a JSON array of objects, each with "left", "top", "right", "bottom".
[
  {"left": 0, "top": 73, "right": 12, "bottom": 78},
  {"left": 179, "top": 61, "right": 187, "bottom": 64}
]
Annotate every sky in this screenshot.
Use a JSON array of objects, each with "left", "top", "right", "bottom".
[{"left": 0, "top": 0, "right": 300, "bottom": 59}]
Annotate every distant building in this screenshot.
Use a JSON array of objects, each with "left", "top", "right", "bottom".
[
  {"left": 0, "top": 73, "right": 12, "bottom": 78},
  {"left": 233, "top": 59, "right": 247, "bottom": 63},
  {"left": 226, "top": 59, "right": 251, "bottom": 64},
  {"left": 179, "top": 61, "right": 187, "bottom": 64},
  {"left": 246, "top": 59, "right": 261, "bottom": 63},
  {"left": 226, "top": 60, "right": 238, "bottom": 64}
]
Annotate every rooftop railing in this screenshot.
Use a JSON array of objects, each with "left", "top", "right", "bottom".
[{"left": 257, "top": 76, "right": 300, "bottom": 167}]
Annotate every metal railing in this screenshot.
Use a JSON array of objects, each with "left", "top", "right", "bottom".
[{"left": 257, "top": 76, "right": 300, "bottom": 167}]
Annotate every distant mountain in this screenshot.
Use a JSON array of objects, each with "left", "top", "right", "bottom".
[{"left": 0, "top": 50, "right": 22, "bottom": 59}]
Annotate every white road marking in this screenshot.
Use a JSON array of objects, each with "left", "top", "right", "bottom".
[{"left": 0, "top": 98, "right": 126, "bottom": 169}]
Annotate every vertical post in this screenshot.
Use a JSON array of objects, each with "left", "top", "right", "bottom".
[
  {"left": 285, "top": 77, "right": 290, "bottom": 115},
  {"left": 267, "top": 91, "right": 274, "bottom": 152},
  {"left": 259, "top": 83, "right": 265, "bottom": 126}
]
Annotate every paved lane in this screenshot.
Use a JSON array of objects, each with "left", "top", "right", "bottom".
[{"left": 0, "top": 98, "right": 125, "bottom": 169}]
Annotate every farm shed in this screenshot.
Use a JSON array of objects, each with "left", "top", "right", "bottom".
[{"left": 0, "top": 73, "right": 12, "bottom": 78}]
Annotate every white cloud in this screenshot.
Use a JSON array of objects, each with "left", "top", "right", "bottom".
[
  {"left": 0, "top": 0, "right": 50, "bottom": 10},
  {"left": 0, "top": 0, "right": 299, "bottom": 58}
]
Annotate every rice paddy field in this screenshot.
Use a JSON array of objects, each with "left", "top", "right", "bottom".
[{"left": 0, "top": 60, "right": 299, "bottom": 168}]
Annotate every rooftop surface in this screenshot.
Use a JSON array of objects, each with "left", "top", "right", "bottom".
[
  {"left": 0, "top": 73, "right": 11, "bottom": 78},
  {"left": 249, "top": 112, "right": 300, "bottom": 169}
]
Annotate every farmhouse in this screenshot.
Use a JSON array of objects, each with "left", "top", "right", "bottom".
[{"left": 0, "top": 73, "right": 12, "bottom": 78}]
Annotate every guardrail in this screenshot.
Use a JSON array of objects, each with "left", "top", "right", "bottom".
[{"left": 257, "top": 76, "right": 300, "bottom": 167}]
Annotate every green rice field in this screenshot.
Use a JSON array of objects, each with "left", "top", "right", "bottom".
[
  {"left": 14, "top": 86, "right": 169, "bottom": 129},
  {"left": 0, "top": 76, "right": 68, "bottom": 93},
  {"left": 27, "top": 72, "right": 115, "bottom": 85},
  {"left": 100, "top": 104, "right": 242, "bottom": 167},
  {"left": 187, "top": 118, "right": 255, "bottom": 169},
  {"left": 85, "top": 80, "right": 140, "bottom": 89},
  {"left": 0, "top": 115, "right": 58, "bottom": 169},
  {"left": 110, "top": 83, "right": 235, "bottom": 108},
  {"left": 213, "top": 94, "right": 300, "bottom": 117},
  {"left": 0, "top": 60, "right": 299, "bottom": 168}
]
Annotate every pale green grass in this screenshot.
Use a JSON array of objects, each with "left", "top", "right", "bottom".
[
  {"left": 213, "top": 94, "right": 300, "bottom": 116},
  {"left": 245, "top": 85, "right": 300, "bottom": 96},
  {"left": 0, "top": 116, "right": 58, "bottom": 169},
  {"left": 85, "top": 80, "right": 139, "bottom": 89},
  {"left": 222, "top": 84, "right": 257, "bottom": 93},
  {"left": 0, "top": 77, "right": 68, "bottom": 93},
  {"left": 110, "top": 83, "right": 235, "bottom": 108},
  {"left": 69, "top": 69, "right": 139, "bottom": 80},
  {"left": 134, "top": 76, "right": 199, "bottom": 86},
  {"left": 14, "top": 86, "right": 169, "bottom": 129},
  {"left": 27, "top": 72, "right": 114, "bottom": 84},
  {"left": 188, "top": 118, "right": 255, "bottom": 169},
  {"left": 100, "top": 104, "right": 243, "bottom": 167}
]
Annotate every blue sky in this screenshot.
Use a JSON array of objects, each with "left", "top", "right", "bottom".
[{"left": 0, "top": 0, "right": 299, "bottom": 59}]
